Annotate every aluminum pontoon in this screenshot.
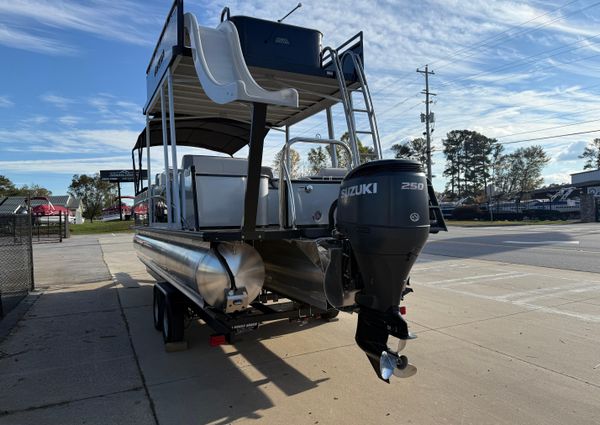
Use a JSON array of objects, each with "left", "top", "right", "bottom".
[{"left": 132, "top": 0, "right": 446, "bottom": 382}]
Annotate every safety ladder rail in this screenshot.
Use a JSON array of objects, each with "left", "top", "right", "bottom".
[
  {"left": 321, "top": 47, "right": 382, "bottom": 166},
  {"left": 321, "top": 47, "right": 361, "bottom": 167},
  {"left": 342, "top": 51, "right": 383, "bottom": 159}
]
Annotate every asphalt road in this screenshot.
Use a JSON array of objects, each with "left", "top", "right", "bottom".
[{"left": 423, "top": 223, "right": 600, "bottom": 273}]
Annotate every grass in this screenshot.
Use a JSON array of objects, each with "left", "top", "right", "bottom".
[
  {"left": 68, "top": 218, "right": 580, "bottom": 234},
  {"left": 446, "top": 219, "right": 580, "bottom": 227},
  {"left": 69, "top": 220, "right": 134, "bottom": 235}
]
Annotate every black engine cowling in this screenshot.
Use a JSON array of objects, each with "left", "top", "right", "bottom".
[{"left": 335, "top": 159, "right": 431, "bottom": 381}]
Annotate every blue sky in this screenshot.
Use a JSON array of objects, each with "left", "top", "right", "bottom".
[{"left": 1, "top": 0, "right": 600, "bottom": 195}]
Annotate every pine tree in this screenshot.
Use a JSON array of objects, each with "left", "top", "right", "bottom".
[{"left": 579, "top": 138, "right": 600, "bottom": 170}]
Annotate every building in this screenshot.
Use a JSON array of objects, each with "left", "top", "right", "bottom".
[
  {"left": 0, "top": 195, "right": 84, "bottom": 224},
  {"left": 571, "top": 169, "right": 600, "bottom": 222}
]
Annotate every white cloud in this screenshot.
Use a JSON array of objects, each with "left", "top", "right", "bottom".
[
  {"left": 21, "top": 115, "right": 48, "bottom": 125},
  {"left": 58, "top": 115, "right": 80, "bottom": 126},
  {"left": 40, "top": 94, "right": 75, "bottom": 109},
  {"left": 0, "top": 95, "right": 13, "bottom": 108},
  {"left": 557, "top": 141, "right": 589, "bottom": 161},
  {"left": 0, "top": 156, "right": 132, "bottom": 174},
  {"left": 0, "top": 23, "right": 76, "bottom": 55},
  {"left": 542, "top": 171, "right": 572, "bottom": 186},
  {"left": 0, "top": 0, "right": 163, "bottom": 53},
  {"left": 0, "top": 128, "right": 140, "bottom": 154}
]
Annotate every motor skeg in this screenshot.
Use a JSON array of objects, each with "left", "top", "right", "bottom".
[{"left": 335, "top": 159, "right": 430, "bottom": 380}]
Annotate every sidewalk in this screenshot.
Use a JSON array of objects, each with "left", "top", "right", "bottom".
[{"left": 0, "top": 235, "right": 155, "bottom": 424}]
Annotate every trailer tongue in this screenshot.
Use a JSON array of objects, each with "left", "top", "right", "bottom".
[{"left": 132, "top": 0, "right": 446, "bottom": 382}]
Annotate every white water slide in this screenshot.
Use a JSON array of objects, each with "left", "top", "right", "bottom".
[{"left": 184, "top": 13, "right": 299, "bottom": 108}]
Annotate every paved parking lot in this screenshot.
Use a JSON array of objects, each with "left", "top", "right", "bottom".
[{"left": 1, "top": 224, "right": 599, "bottom": 424}]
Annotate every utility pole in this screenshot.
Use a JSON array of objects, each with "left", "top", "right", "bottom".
[{"left": 417, "top": 65, "right": 435, "bottom": 181}]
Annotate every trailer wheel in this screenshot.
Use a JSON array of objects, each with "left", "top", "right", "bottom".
[
  {"left": 162, "top": 296, "right": 184, "bottom": 343},
  {"left": 153, "top": 286, "right": 165, "bottom": 331},
  {"left": 321, "top": 309, "right": 340, "bottom": 321}
]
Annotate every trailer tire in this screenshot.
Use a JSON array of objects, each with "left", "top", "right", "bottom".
[
  {"left": 153, "top": 286, "right": 164, "bottom": 331},
  {"left": 321, "top": 309, "right": 339, "bottom": 321},
  {"left": 162, "top": 296, "right": 184, "bottom": 343}
]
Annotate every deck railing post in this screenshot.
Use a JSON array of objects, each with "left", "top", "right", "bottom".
[
  {"left": 160, "top": 83, "right": 172, "bottom": 226},
  {"left": 145, "top": 114, "right": 153, "bottom": 225},
  {"left": 167, "top": 70, "right": 181, "bottom": 229},
  {"left": 326, "top": 107, "right": 338, "bottom": 168}
]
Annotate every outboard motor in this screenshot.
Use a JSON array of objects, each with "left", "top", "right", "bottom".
[{"left": 335, "top": 159, "right": 431, "bottom": 381}]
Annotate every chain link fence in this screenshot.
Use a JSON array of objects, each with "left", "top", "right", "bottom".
[{"left": 0, "top": 214, "right": 34, "bottom": 317}]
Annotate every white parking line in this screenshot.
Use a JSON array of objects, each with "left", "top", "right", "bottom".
[
  {"left": 414, "top": 275, "right": 600, "bottom": 323},
  {"left": 503, "top": 240, "right": 580, "bottom": 245},
  {"left": 423, "top": 271, "right": 526, "bottom": 287}
]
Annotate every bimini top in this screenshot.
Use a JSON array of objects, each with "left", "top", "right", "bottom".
[
  {"left": 133, "top": 118, "right": 268, "bottom": 155},
  {"left": 144, "top": 0, "right": 363, "bottom": 129}
]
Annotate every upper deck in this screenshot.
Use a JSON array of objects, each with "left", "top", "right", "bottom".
[{"left": 144, "top": 0, "right": 363, "bottom": 128}]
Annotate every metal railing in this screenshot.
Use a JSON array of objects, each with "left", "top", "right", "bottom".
[
  {"left": 278, "top": 137, "right": 352, "bottom": 229},
  {"left": 32, "top": 213, "right": 67, "bottom": 242}
]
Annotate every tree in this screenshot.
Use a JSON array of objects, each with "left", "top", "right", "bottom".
[
  {"left": 493, "top": 145, "right": 549, "bottom": 199},
  {"left": 0, "top": 175, "right": 16, "bottom": 197},
  {"left": 441, "top": 130, "right": 497, "bottom": 198},
  {"left": 579, "top": 138, "right": 600, "bottom": 170},
  {"left": 307, "top": 146, "right": 329, "bottom": 174},
  {"left": 68, "top": 174, "right": 116, "bottom": 222},
  {"left": 390, "top": 143, "right": 412, "bottom": 158},
  {"left": 340, "top": 132, "right": 375, "bottom": 164},
  {"left": 0, "top": 175, "right": 52, "bottom": 197},
  {"left": 324, "top": 144, "right": 352, "bottom": 168},
  {"left": 442, "top": 131, "right": 462, "bottom": 197},
  {"left": 17, "top": 184, "right": 52, "bottom": 197},
  {"left": 390, "top": 137, "right": 434, "bottom": 168},
  {"left": 272, "top": 148, "right": 301, "bottom": 178}
]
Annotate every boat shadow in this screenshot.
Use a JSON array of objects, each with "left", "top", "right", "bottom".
[{"left": 115, "top": 272, "right": 332, "bottom": 424}]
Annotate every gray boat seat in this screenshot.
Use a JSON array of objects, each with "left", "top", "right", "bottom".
[
  {"left": 303, "top": 167, "right": 348, "bottom": 180},
  {"left": 182, "top": 155, "right": 248, "bottom": 175},
  {"left": 181, "top": 154, "right": 274, "bottom": 178}
]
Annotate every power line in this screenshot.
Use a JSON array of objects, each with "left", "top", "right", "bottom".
[
  {"left": 369, "top": 72, "right": 420, "bottom": 98},
  {"left": 431, "top": 0, "right": 600, "bottom": 72},
  {"left": 437, "top": 33, "right": 600, "bottom": 89},
  {"left": 429, "top": 51, "right": 600, "bottom": 111},
  {"left": 428, "top": 91, "right": 600, "bottom": 132},
  {"left": 499, "top": 128, "right": 600, "bottom": 145},
  {"left": 496, "top": 118, "right": 600, "bottom": 139},
  {"left": 296, "top": 84, "right": 422, "bottom": 138},
  {"left": 364, "top": 1, "right": 584, "bottom": 105},
  {"left": 378, "top": 100, "right": 422, "bottom": 119},
  {"left": 429, "top": 0, "right": 581, "bottom": 68}
]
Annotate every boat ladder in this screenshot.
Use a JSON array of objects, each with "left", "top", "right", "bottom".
[{"left": 322, "top": 47, "right": 383, "bottom": 165}]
